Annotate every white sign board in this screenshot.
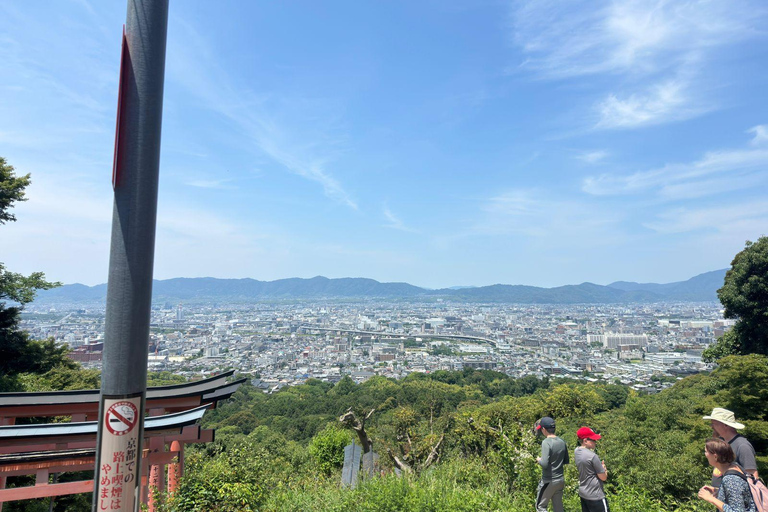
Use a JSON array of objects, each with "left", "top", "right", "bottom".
[{"left": 96, "top": 396, "right": 143, "bottom": 511}]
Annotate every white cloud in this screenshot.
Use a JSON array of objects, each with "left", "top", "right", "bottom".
[
  {"left": 167, "top": 19, "right": 357, "bottom": 210},
  {"left": 510, "top": 0, "right": 767, "bottom": 128},
  {"left": 657, "top": 174, "right": 765, "bottom": 201},
  {"left": 749, "top": 125, "right": 768, "bottom": 146},
  {"left": 577, "top": 150, "right": 608, "bottom": 164},
  {"left": 382, "top": 206, "right": 419, "bottom": 233},
  {"left": 511, "top": 0, "right": 765, "bottom": 79},
  {"left": 185, "top": 179, "right": 235, "bottom": 190},
  {"left": 595, "top": 79, "right": 708, "bottom": 129},
  {"left": 471, "top": 189, "right": 623, "bottom": 240},
  {"left": 644, "top": 201, "right": 768, "bottom": 234},
  {"left": 583, "top": 127, "right": 768, "bottom": 198}
]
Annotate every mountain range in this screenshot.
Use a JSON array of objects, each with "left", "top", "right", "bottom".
[{"left": 32, "top": 269, "right": 727, "bottom": 305}]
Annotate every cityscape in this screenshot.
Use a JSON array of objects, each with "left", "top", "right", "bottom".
[
  {"left": 1, "top": 1, "right": 767, "bottom": 510},
  {"left": 22, "top": 298, "right": 731, "bottom": 394}
]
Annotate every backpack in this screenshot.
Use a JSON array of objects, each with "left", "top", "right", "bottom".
[{"left": 724, "top": 468, "right": 768, "bottom": 512}]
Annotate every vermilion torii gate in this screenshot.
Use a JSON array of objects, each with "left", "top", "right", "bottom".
[{"left": 0, "top": 372, "right": 244, "bottom": 510}]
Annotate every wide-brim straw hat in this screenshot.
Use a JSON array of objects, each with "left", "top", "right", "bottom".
[{"left": 703, "top": 407, "right": 745, "bottom": 429}]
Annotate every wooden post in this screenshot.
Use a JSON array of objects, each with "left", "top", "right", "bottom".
[
  {"left": 146, "top": 437, "right": 165, "bottom": 511},
  {"left": 167, "top": 441, "right": 183, "bottom": 496},
  {"left": 147, "top": 464, "right": 159, "bottom": 512}
]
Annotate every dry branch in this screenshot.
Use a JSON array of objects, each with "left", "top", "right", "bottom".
[{"left": 339, "top": 407, "right": 375, "bottom": 453}]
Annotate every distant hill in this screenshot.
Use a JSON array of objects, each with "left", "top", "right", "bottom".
[
  {"left": 33, "top": 270, "right": 728, "bottom": 305},
  {"left": 607, "top": 269, "right": 727, "bottom": 302}
]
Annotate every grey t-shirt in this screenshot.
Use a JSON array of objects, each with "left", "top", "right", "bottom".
[
  {"left": 575, "top": 446, "right": 606, "bottom": 500},
  {"left": 539, "top": 436, "right": 569, "bottom": 482},
  {"left": 711, "top": 435, "right": 758, "bottom": 487}
]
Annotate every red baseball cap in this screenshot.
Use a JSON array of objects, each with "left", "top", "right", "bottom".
[{"left": 577, "top": 427, "right": 602, "bottom": 440}]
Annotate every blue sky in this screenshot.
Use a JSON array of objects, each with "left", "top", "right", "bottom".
[{"left": 1, "top": 0, "right": 767, "bottom": 289}]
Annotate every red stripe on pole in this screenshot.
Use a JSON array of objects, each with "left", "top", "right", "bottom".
[{"left": 112, "top": 27, "right": 127, "bottom": 189}]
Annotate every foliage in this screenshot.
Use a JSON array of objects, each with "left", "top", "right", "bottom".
[
  {"left": 147, "top": 371, "right": 189, "bottom": 387},
  {"left": 164, "top": 436, "right": 294, "bottom": 512},
  {"left": 0, "top": 156, "right": 30, "bottom": 225},
  {"left": 703, "top": 329, "right": 741, "bottom": 362},
  {"left": 263, "top": 455, "right": 708, "bottom": 512},
  {"left": 0, "top": 319, "right": 81, "bottom": 392},
  {"left": 0, "top": 264, "right": 60, "bottom": 305},
  {"left": 430, "top": 344, "right": 455, "bottom": 356},
  {"left": 709, "top": 354, "right": 768, "bottom": 421},
  {"left": 13, "top": 365, "right": 100, "bottom": 392},
  {"left": 10, "top": 345, "right": 768, "bottom": 511},
  {"left": 707, "top": 237, "right": 768, "bottom": 358},
  {"left": 0, "top": 157, "right": 63, "bottom": 392},
  {"left": 543, "top": 383, "right": 607, "bottom": 419},
  {"left": 308, "top": 424, "right": 353, "bottom": 475}
]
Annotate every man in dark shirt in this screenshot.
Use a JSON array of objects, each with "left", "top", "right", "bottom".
[
  {"left": 703, "top": 407, "right": 758, "bottom": 488},
  {"left": 535, "top": 416, "right": 569, "bottom": 512}
]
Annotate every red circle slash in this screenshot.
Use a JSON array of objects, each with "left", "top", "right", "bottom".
[{"left": 105, "top": 401, "right": 139, "bottom": 436}]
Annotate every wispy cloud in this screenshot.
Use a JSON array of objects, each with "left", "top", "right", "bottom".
[
  {"left": 185, "top": 179, "right": 235, "bottom": 190},
  {"left": 382, "top": 206, "right": 419, "bottom": 233},
  {"left": 595, "top": 79, "right": 709, "bottom": 129},
  {"left": 167, "top": 19, "right": 357, "bottom": 209},
  {"left": 644, "top": 200, "right": 768, "bottom": 234},
  {"left": 583, "top": 127, "right": 768, "bottom": 198},
  {"left": 749, "top": 125, "right": 768, "bottom": 146},
  {"left": 511, "top": 0, "right": 764, "bottom": 79},
  {"left": 577, "top": 150, "right": 608, "bottom": 164},
  {"left": 510, "top": 0, "right": 768, "bottom": 128},
  {"left": 469, "top": 189, "right": 623, "bottom": 240}
]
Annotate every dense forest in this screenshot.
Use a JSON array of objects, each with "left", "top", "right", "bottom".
[
  {"left": 10, "top": 355, "right": 767, "bottom": 511},
  {"left": 167, "top": 355, "right": 768, "bottom": 512},
  {"left": 4, "top": 354, "right": 768, "bottom": 512}
]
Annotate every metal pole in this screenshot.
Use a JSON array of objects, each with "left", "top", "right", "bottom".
[{"left": 93, "top": 1, "right": 169, "bottom": 511}]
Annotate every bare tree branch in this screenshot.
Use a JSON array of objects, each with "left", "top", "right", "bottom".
[
  {"left": 339, "top": 407, "right": 375, "bottom": 453},
  {"left": 386, "top": 448, "right": 413, "bottom": 474},
  {"left": 420, "top": 434, "right": 445, "bottom": 471}
]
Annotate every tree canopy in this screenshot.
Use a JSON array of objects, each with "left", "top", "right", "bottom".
[
  {"left": 0, "top": 156, "right": 31, "bottom": 225},
  {"left": 0, "top": 156, "right": 63, "bottom": 391},
  {"left": 705, "top": 237, "right": 768, "bottom": 360}
]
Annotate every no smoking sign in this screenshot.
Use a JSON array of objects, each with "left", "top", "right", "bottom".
[{"left": 105, "top": 401, "right": 139, "bottom": 436}]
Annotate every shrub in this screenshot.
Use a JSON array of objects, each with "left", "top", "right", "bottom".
[{"left": 309, "top": 424, "right": 353, "bottom": 475}]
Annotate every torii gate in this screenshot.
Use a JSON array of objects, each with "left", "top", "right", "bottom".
[{"left": 0, "top": 372, "right": 244, "bottom": 510}]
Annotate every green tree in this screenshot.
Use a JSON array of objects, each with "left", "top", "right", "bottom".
[
  {"left": 308, "top": 424, "right": 353, "bottom": 475},
  {"left": 705, "top": 237, "right": 768, "bottom": 360},
  {"left": 0, "top": 156, "right": 31, "bottom": 224},
  {"left": 0, "top": 157, "right": 62, "bottom": 391},
  {"left": 543, "top": 383, "right": 606, "bottom": 419}
]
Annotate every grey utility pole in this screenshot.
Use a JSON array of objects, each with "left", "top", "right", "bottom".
[{"left": 93, "top": 1, "right": 169, "bottom": 511}]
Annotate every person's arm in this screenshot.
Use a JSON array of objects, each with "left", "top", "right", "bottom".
[
  {"left": 539, "top": 441, "right": 551, "bottom": 468},
  {"left": 593, "top": 454, "right": 607, "bottom": 481},
  {"left": 698, "top": 486, "right": 725, "bottom": 512},
  {"left": 739, "top": 445, "right": 758, "bottom": 478}
]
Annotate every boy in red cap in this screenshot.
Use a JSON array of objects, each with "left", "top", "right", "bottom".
[{"left": 575, "top": 427, "right": 609, "bottom": 512}]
